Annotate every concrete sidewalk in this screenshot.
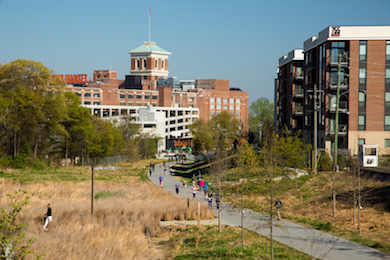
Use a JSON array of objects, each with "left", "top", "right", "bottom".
[{"left": 149, "top": 162, "right": 390, "bottom": 260}]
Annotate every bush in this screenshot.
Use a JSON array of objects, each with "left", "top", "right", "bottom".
[
  {"left": 318, "top": 151, "right": 332, "bottom": 171},
  {"left": 27, "top": 159, "right": 46, "bottom": 170}
]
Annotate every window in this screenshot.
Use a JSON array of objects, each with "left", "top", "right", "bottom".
[
  {"left": 120, "top": 94, "right": 125, "bottom": 99},
  {"left": 75, "top": 92, "right": 81, "bottom": 97},
  {"left": 93, "top": 101, "right": 100, "bottom": 105},
  {"left": 161, "top": 60, "right": 164, "bottom": 69},
  {"left": 128, "top": 102, "right": 134, "bottom": 106},
  {"left": 143, "top": 76, "right": 147, "bottom": 80},
  {"left": 358, "top": 115, "right": 366, "bottom": 130},
  {"left": 386, "top": 116, "right": 390, "bottom": 131},
  {"left": 230, "top": 105, "right": 234, "bottom": 110},
  {"left": 236, "top": 112, "right": 240, "bottom": 117},
  {"left": 152, "top": 95, "right": 158, "bottom": 100},
  {"left": 223, "top": 98, "right": 228, "bottom": 104},
  {"left": 359, "top": 68, "right": 366, "bottom": 84},
  {"left": 358, "top": 138, "right": 365, "bottom": 145},
  {"left": 155, "top": 60, "right": 158, "bottom": 68},
  {"left": 84, "top": 92, "right": 91, "bottom": 97},
  {"left": 385, "top": 139, "right": 390, "bottom": 147},
  {"left": 170, "top": 120, "right": 175, "bottom": 125},
  {"left": 359, "top": 41, "right": 367, "bottom": 61},
  {"left": 236, "top": 105, "right": 240, "bottom": 110},
  {"left": 217, "top": 98, "right": 221, "bottom": 103},
  {"left": 137, "top": 59, "right": 140, "bottom": 69},
  {"left": 236, "top": 99, "right": 241, "bottom": 104},
  {"left": 144, "top": 95, "right": 150, "bottom": 100},
  {"left": 217, "top": 104, "right": 221, "bottom": 109},
  {"left": 128, "top": 94, "right": 134, "bottom": 99},
  {"left": 210, "top": 97, "right": 215, "bottom": 103},
  {"left": 120, "top": 102, "right": 126, "bottom": 106},
  {"left": 359, "top": 92, "right": 366, "bottom": 107},
  {"left": 84, "top": 101, "right": 91, "bottom": 105},
  {"left": 386, "top": 92, "right": 390, "bottom": 107},
  {"left": 93, "top": 93, "right": 100, "bottom": 98},
  {"left": 210, "top": 111, "right": 215, "bottom": 116},
  {"left": 210, "top": 104, "right": 215, "bottom": 109},
  {"left": 223, "top": 106, "right": 228, "bottom": 110},
  {"left": 136, "top": 95, "right": 142, "bottom": 100},
  {"left": 230, "top": 98, "right": 234, "bottom": 104},
  {"left": 386, "top": 41, "right": 390, "bottom": 60},
  {"left": 189, "top": 97, "right": 194, "bottom": 102},
  {"left": 136, "top": 102, "right": 142, "bottom": 106},
  {"left": 144, "top": 59, "right": 147, "bottom": 69},
  {"left": 386, "top": 69, "right": 390, "bottom": 84}
]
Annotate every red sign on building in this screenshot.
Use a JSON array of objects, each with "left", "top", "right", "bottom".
[{"left": 56, "top": 74, "right": 88, "bottom": 84}]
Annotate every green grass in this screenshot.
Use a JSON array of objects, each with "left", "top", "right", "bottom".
[
  {"left": 161, "top": 225, "right": 313, "bottom": 259},
  {"left": 94, "top": 191, "right": 121, "bottom": 199}
]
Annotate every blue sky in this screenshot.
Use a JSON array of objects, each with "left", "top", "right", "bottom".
[{"left": 1, "top": 0, "right": 390, "bottom": 104}]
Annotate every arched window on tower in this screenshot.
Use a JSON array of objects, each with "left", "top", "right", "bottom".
[
  {"left": 137, "top": 59, "right": 140, "bottom": 69},
  {"left": 144, "top": 59, "right": 147, "bottom": 70},
  {"left": 155, "top": 59, "right": 158, "bottom": 69},
  {"left": 161, "top": 60, "right": 164, "bottom": 69}
]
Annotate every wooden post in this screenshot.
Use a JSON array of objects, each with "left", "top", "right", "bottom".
[{"left": 197, "top": 202, "right": 200, "bottom": 227}]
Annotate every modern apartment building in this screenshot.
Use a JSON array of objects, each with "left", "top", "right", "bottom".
[
  {"left": 65, "top": 41, "right": 248, "bottom": 151},
  {"left": 276, "top": 25, "right": 390, "bottom": 156},
  {"left": 276, "top": 49, "right": 304, "bottom": 132}
]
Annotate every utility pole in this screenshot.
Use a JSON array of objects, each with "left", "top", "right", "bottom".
[
  {"left": 332, "top": 53, "right": 342, "bottom": 217},
  {"left": 314, "top": 84, "right": 318, "bottom": 174}
]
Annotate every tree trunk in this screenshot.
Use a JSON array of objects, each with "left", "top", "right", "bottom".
[
  {"left": 34, "top": 137, "right": 39, "bottom": 159},
  {"left": 14, "top": 131, "right": 17, "bottom": 157},
  {"left": 65, "top": 138, "right": 68, "bottom": 167}
]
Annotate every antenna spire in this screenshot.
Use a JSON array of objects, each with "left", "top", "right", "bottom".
[{"left": 149, "top": 9, "right": 152, "bottom": 43}]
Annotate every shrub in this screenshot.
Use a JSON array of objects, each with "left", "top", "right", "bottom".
[{"left": 318, "top": 151, "right": 332, "bottom": 171}]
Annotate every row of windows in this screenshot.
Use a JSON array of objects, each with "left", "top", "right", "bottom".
[
  {"left": 76, "top": 92, "right": 100, "bottom": 98},
  {"left": 136, "top": 58, "right": 164, "bottom": 70},
  {"left": 359, "top": 138, "right": 390, "bottom": 148},
  {"left": 119, "top": 102, "right": 158, "bottom": 106},
  {"left": 120, "top": 94, "right": 158, "bottom": 100},
  {"left": 360, "top": 40, "right": 390, "bottom": 61},
  {"left": 166, "top": 118, "right": 192, "bottom": 125},
  {"left": 84, "top": 101, "right": 100, "bottom": 105},
  {"left": 357, "top": 115, "right": 390, "bottom": 131},
  {"left": 210, "top": 97, "right": 241, "bottom": 104},
  {"left": 210, "top": 104, "right": 241, "bottom": 110}
]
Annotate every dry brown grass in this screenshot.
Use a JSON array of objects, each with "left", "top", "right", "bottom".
[
  {"left": 1, "top": 178, "right": 214, "bottom": 259},
  {"left": 230, "top": 171, "right": 390, "bottom": 252}
]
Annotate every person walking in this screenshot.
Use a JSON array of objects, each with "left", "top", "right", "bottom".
[
  {"left": 175, "top": 182, "right": 180, "bottom": 195},
  {"left": 43, "top": 204, "right": 52, "bottom": 230},
  {"left": 159, "top": 175, "right": 163, "bottom": 188},
  {"left": 199, "top": 178, "right": 205, "bottom": 195},
  {"left": 204, "top": 182, "right": 209, "bottom": 199},
  {"left": 192, "top": 185, "right": 197, "bottom": 200},
  {"left": 275, "top": 197, "right": 282, "bottom": 221},
  {"left": 208, "top": 192, "right": 213, "bottom": 209},
  {"left": 149, "top": 168, "right": 152, "bottom": 177}
]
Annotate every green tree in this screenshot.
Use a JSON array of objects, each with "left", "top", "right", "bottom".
[
  {"left": 248, "top": 97, "right": 274, "bottom": 144},
  {"left": 208, "top": 111, "right": 241, "bottom": 151},
  {"left": 0, "top": 190, "right": 44, "bottom": 259},
  {"left": 189, "top": 119, "right": 214, "bottom": 154}
]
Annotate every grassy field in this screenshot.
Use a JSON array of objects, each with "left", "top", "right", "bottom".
[
  {"left": 211, "top": 168, "right": 390, "bottom": 254},
  {"left": 155, "top": 225, "right": 313, "bottom": 259},
  {"left": 0, "top": 159, "right": 217, "bottom": 260}
]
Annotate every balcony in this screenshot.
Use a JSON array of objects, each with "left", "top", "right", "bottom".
[
  {"left": 328, "top": 78, "right": 348, "bottom": 90},
  {"left": 330, "top": 55, "right": 349, "bottom": 67},
  {"left": 293, "top": 104, "right": 303, "bottom": 115},
  {"left": 329, "top": 101, "right": 348, "bottom": 113},
  {"left": 328, "top": 124, "right": 348, "bottom": 135},
  {"left": 294, "top": 89, "right": 304, "bottom": 98},
  {"left": 294, "top": 72, "right": 304, "bottom": 80}
]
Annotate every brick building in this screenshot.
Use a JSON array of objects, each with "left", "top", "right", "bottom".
[
  {"left": 65, "top": 41, "right": 248, "bottom": 151},
  {"left": 276, "top": 25, "right": 390, "bottom": 156}
]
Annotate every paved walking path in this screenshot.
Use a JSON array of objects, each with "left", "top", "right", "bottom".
[{"left": 149, "top": 162, "right": 390, "bottom": 260}]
